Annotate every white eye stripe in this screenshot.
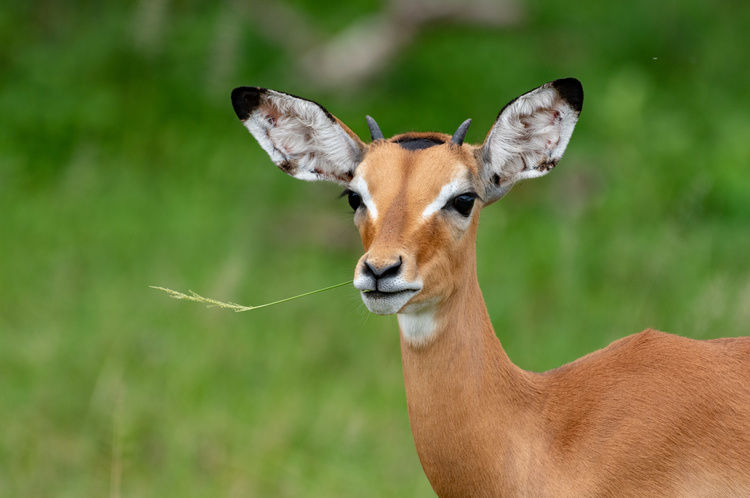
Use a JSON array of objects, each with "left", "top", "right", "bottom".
[
  {"left": 350, "top": 176, "right": 378, "bottom": 221},
  {"left": 422, "top": 178, "right": 469, "bottom": 220}
]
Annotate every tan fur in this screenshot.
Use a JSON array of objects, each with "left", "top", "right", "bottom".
[
  {"left": 234, "top": 81, "right": 750, "bottom": 496},
  {"left": 356, "top": 140, "right": 750, "bottom": 497}
]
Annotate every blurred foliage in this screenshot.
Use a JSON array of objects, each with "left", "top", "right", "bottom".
[{"left": 2, "top": 0, "right": 750, "bottom": 496}]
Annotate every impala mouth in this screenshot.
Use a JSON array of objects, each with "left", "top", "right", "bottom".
[
  {"left": 358, "top": 286, "right": 421, "bottom": 315},
  {"left": 361, "top": 289, "right": 417, "bottom": 299}
]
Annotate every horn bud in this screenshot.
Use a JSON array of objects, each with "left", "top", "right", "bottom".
[
  {"left": 366, "top": 115, "right": 384, "bottom": 142},
  {"left": 450, "top": 118, "right": 472, "bottom": 146}
]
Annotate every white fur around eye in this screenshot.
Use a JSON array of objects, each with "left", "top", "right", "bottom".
[
  {"left": 350, "top": 175, "right": 378, "bottom": 221},
  {"left": 423, "top": 180, "right": 460, "bottom": 220},
  {"left": 422, "top": 173, "right": 474, "bottom": 229}
]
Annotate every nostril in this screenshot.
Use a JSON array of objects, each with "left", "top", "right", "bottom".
[{"left": 364, "top": 257, "right": 402, "bottom": 279}]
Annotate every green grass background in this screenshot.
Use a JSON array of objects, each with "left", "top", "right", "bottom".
[{"left": 2, "top": 0, "right": 750, "bottom": 496}]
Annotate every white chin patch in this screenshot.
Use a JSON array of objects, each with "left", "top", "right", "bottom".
[
  {"left": 397, "top": 309, "right": 437, "bottom": 348},
  {"left": 360, "top": 289, "right": 418, "bottom": 315}
]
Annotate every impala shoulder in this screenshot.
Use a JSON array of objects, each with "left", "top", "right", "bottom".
[
  {"left": 543, "top": 328, "right": 671, "bottom": 376},
  {"left": 609, "top": 328, "right": 687, "bottom": 355}
]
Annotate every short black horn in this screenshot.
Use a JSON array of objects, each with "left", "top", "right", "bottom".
[
  {"left": 366, "top": 115, "right": 384, "bottom": 142},
  {"left": 450, "top": 118, "right": 472, "bottom": 146}
]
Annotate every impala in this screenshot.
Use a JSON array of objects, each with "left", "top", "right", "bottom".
[{"left": 230, "top": 79, "right": 750, "bottom": 497}]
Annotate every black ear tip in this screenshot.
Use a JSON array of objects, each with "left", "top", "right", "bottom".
[
  {"left": 231, "top": 86, "right": 265, "bottom": 120},
  {"left": 552, "top": 78, "right": 583, "bottom": 112}
]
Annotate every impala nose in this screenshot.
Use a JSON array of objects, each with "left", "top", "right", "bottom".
[{"left": 363, "top": 257, "right": 402, "bottom": 280}]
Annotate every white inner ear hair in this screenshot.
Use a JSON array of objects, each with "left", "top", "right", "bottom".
[
  {"left": 485, "top": 85, "right": 579, "bottom": 185},
  {"left": 244, "top": 90, "right": 362, "bottom": 185}
]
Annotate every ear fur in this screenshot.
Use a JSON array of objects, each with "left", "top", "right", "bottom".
[
  {"left": 480, "top": 78, "right": 583, "bottom": 203},
  {"left": 231, "top": 87, "right": 367, "bottom": 186}
]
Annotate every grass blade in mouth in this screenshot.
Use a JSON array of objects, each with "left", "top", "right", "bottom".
[{"left": 151, "top": 280, "right": 353, "bottom": 312}]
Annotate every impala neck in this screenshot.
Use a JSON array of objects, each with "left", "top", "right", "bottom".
[{"left": 397, "top": 260, "right": 544, "bottom": 495}]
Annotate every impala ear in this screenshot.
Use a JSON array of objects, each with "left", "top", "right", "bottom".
[
  {"left": 479, "top": 78, "right": 583, "bottom": 204},
  {"left": 231, "top": 87, "right": 367, "bottom": 186}
]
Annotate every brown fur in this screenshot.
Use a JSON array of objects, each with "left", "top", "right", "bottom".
[
  {"left": 235, "top": 82, "right": 750, "bottom": 496},
  {"left": 357, "top": 141, "right": 750, "bottom": 497}
]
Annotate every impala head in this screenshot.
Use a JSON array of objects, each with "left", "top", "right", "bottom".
[{"left": 231, "top": 79, "right": 583, "bottom": 319}]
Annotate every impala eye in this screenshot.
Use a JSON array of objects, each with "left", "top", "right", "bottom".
[
  {"left": 452, "top": 194, "right": 476, "bottom": 217},
  {"left": 347, "top": 190, "right": 362, "bottom": 211}
]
